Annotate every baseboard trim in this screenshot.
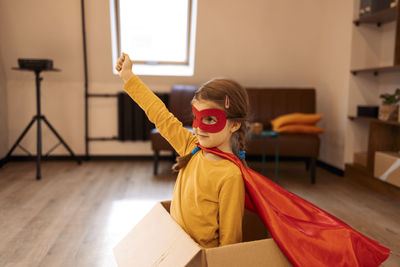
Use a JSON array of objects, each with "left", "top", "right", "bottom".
[{"left": 317, "top": 160, "right": 344, "bottom": 177}]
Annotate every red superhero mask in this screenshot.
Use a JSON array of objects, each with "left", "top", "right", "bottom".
[{"left": 192, "top": 105, "right": 227, "bottom": 133}]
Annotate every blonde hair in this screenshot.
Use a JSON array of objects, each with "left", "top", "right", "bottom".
[{"left": 172, "top": 78, "right": 249, "bottom": 171}]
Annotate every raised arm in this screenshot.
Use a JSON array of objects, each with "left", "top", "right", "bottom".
[{"left": 116, "top": 53, "right": 197, "bottom": 156}]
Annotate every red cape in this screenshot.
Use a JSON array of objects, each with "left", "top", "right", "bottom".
[{"left": 198, "top": 145, "right": 390, "bottom": 267}]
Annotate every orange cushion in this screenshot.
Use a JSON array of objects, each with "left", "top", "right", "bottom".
[
  {"left": 276, "top": 124, "right": 324, "bottom": 134},
  {"left": 271, "top": 113, "right": 323, "bottom": 131}
]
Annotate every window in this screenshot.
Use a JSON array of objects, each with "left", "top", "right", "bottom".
[{"left": 110, "top": 0, "right": 197, "bottom": 76}]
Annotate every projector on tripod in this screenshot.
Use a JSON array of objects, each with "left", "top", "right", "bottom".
[{"left": 0, "top": 58, "right": 81, "bottom": 180}]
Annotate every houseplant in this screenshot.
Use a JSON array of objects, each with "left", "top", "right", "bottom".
[{"left": 378, "top": 88, "right": 400, "bottom": 121}]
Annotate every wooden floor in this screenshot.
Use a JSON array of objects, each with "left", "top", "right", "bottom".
[{"left": 0, "top": 159, "right": 399, "bottom": 267}]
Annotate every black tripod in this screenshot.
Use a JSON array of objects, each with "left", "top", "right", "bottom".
[{"left": 0, "top": 68, "right": 81, "bottom": 180}]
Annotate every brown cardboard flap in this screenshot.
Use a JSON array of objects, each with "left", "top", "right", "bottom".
[
  {"left": 113, "top": 202, "right": 201, "bottom": 267},
  {"left": 205, "top": 239, "right": 292, "bottom": 267},
  {"left": 161, "top": 200, "right": 171, "bottom": 212}
]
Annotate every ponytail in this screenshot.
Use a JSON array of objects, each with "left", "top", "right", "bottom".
[
  {"left": 172, "top": 153, "right": 193, "bottom": 172},
  {"left": 235, "top": 121, "right": 249, "bottom": 169},
  {"left": 172, "top": 147, "right": 200, "bottom": 172}
]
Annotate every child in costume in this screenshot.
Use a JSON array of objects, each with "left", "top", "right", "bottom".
[
  {"left": 116, "top": 53, "right": 249, "bottom": 248},
  {"left": 116, "top": 53, "right": 390, "bottom": 266}
]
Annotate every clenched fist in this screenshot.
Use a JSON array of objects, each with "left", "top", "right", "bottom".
[{"left": 115, "top": 53, "right": 134, "bottom": 83}]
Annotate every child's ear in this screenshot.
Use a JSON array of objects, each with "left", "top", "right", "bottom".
[{"left": 230, "top": 121, "right": 241, "bottom": 133}]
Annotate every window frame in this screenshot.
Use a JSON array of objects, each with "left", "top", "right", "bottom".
[{"left": 110, "top": 0, "right": 197, "bottom": 76}]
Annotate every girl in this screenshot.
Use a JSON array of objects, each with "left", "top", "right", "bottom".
[
  {"left": 116, "top": 53, "right": 390, "bottom": 266},
  {"left": 116, "top": 53, "right": 249, "bottom": 248}
]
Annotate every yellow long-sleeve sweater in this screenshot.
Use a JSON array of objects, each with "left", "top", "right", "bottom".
[{"left": 123, "top": 75, "right": 245, "bottom": 248}]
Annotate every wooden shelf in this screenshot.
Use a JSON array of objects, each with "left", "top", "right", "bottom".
[
  {"left": 353, "top": 7, "right": 398, "bottom": 26},
  {"left": 350, "top": 65, "right": 400, "bottom": 75},
  {"left": 348, "top": 115, "right": 373, "bottom": 122},
  {"left": 348, "top": 115, "right": 400, "bottom": 126}
]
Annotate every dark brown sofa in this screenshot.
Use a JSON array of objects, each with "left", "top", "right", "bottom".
[{"left": 150, "top": 86, "right": 320, "bottom": 183}]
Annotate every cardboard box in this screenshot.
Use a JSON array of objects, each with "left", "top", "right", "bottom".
[
  {"left": 114, "top": 201, "right": 291, "bottom": 267},
  {"left": 353, "top": 151, "right": 368, "bottom": 167},
  {"left": 374, "top": 151, "right": 400, "bottom": 188}
]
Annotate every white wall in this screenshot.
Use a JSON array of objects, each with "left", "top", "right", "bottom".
[
  {"left": 314, "top": 1, "right": 353, "bottom": 169},
  {"left": 0, "top": 0, "right": 354, "bottom": 169}
]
